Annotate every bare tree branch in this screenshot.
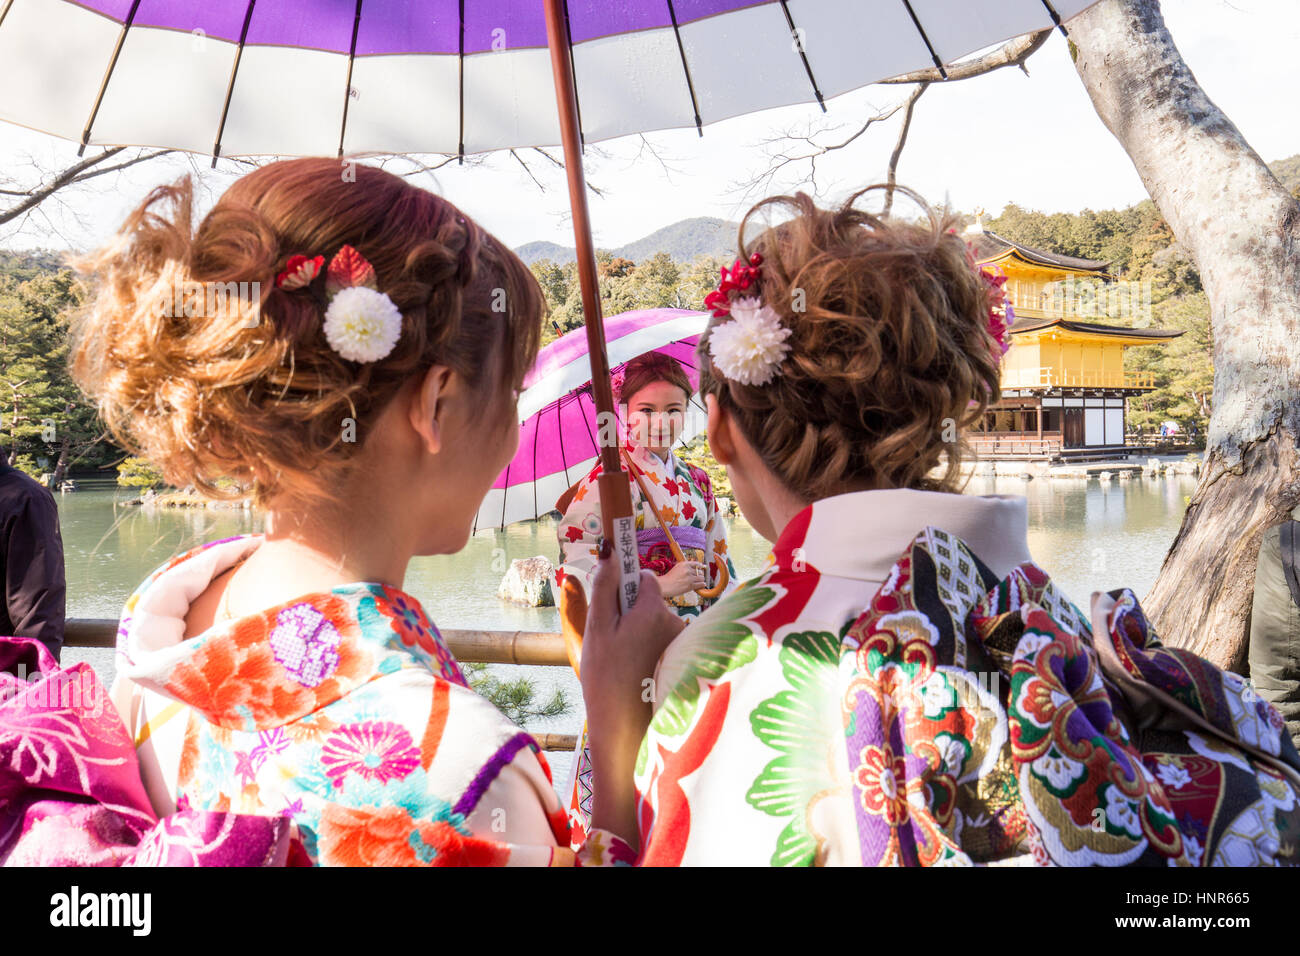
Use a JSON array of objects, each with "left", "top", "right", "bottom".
[
  {"left": 526, "top": 147, "right": 606, "bottom": 197},
  {"left": 732, "top": 98, "right": 914, "bottom": 204},
  {"left": 734, "top": 29, "right": 1052, "bottom": 206},
  {"left": 629, "top": 134, "right": 681, "bottom": 184},
  {"left": 884, "top": 82, "right": 929, "bottom": 216},
  {"left": 0, "top": 147, "right": 175, "bottom": 226},
  {"left": 509, "top": 148, "right": 547, "bottom": 192},
  {"left": 879, "top": 29, "right": 1052, "bottom": 84},
  {"left": 395, "top": 154, "right": 469, "bottom": 176}
]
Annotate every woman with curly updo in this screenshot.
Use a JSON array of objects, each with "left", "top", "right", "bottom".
[
  {"left": 576, "top": 186, "right": 1300, "bottom": 866},
  {"left": 54, "top": 158, "right": 632, "bottom": 866}
]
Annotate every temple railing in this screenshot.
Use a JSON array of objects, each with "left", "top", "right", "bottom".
[
  {"left": 966, "top": 433, "right": 1063, "bottom": 457},
  {"left": 1000, "top": 368, "right": 1156, "bottom": 390},
  {"left": 63, "top": 619, "right": 579, "bottom": 752}
]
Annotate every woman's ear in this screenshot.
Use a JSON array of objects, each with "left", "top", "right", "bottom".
[
  {"left": 409, "top": 364, "right": 453, "bottom": 456},
  {"left": 706, "top": 393, "right": 736, "bottom": 465}
]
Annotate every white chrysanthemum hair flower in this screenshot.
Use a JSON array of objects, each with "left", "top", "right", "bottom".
[
  {"left": 322, "top": 286, "right": 403, "bottom": 363},
  {"left": 707, "top": 296, "right": 792, "bottom": 386}
]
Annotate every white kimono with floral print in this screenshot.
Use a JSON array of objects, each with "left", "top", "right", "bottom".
[{"left": 554, "top": 440, "right": 738, "bottom": 620}]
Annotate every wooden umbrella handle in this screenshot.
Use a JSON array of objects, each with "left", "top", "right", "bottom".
[{"left": 696, "top": 556, "right": 730, "bottom": 599}]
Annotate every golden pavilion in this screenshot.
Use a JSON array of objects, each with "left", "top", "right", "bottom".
[{"left": 967, "top": 223, "right": 1181, "bottom": 461}]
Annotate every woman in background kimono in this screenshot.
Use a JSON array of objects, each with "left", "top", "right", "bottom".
[
  {"left": 555, "top": 350, "right": 739, "bottom": 844},
  {"left": 555, "top": 351, "right": 738, "bottom": 622}
]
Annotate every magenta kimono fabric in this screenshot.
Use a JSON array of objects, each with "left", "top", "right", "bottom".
[
  {"left": 0, "top": 637, "right": 297, "bottom": 866},
  {"left": 843, "top": 528, "right": 1300, "bottom": 866}
]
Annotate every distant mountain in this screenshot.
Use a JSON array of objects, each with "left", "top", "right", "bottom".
[
  {"left": 616, "top": 217, "right": 741, "bottom": 263},
  {"left": 514, "top": 216, "right": 741, "bottom": 265},
  {"left": 513, "top": 240, "right": 575, "bottom": 265}
]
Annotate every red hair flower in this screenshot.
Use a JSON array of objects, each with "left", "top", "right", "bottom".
[
  {"left": 276, "top": 254, "right": 324, "bottom": 291},
  {"left": 275, "top": 244, "right": 400, "bottom": 363},
  {"left": 980, "top": 264, "right": 1013, "bottom": 357},
  {"left": 704, "top": 253, "right": 764, "bottom": 318}
]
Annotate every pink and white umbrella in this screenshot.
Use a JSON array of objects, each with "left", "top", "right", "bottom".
[{"left": 473, "top": 307, "right": 709, "bottom": 532}]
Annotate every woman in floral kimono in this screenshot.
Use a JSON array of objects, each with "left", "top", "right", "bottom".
[
  {"left": 556, "top": 350, "right": 739, "bottom": 844},
  {"left": 577, "top": 187, "right": 1300, "bottom": 866},
  {"left": 35, "top": 158, "right": 632, "bottom": 866},
  {"left": 555, "top": 350, "right": 738, "bottom": 622}
]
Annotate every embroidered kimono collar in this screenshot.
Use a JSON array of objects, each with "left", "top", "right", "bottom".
[
  {"left": 117, "top": 533, "right": 465, "bottom": 731},
  {"left": 770, "top": 488, "right": 1032, "bottom": 586},
  {"left": 624, "top": 439, "right": 679, "bottom": 475}
]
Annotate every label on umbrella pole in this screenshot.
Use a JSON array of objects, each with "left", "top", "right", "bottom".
[
  {"left": 613, "top": 513, "right": 639, "bottom": 615},
  {"left": 598, "top": 469, "right": 640, "bottom": 616}
]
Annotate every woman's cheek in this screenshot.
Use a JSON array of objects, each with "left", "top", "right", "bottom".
[{"left": 499, "top": 401, "right": 521, "bottom": 466}]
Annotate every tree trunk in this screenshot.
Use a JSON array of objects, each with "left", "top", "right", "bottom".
[
  {"left": 1069, "top": 0, "right": 1300, "bottom": 672},
  {"left": 51, "top": 431, "right": 73, "bottom": 487}
]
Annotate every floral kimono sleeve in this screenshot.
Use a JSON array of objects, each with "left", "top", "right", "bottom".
[{"left": 555, "top": 463, "right": 606, "bottom": 600}]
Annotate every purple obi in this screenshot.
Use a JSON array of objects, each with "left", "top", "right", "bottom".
[{"left": 637, "top": 525, "right": 706, "bottom": 557}]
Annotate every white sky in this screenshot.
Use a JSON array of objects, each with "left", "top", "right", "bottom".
[{"left": 1, "top": 0, "right": 1297, "bottom": 254}]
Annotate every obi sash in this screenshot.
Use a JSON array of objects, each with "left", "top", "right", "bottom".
[{"left": 637, "top": 524, "right": 706, "bottom": 557}]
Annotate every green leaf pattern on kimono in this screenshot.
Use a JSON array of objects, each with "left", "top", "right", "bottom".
[
  {"left": 745, "top": 630, "right": 841, "bottom": 866},
  {"left": 638, "top": 584, "right": 772, "bottom": 775}
]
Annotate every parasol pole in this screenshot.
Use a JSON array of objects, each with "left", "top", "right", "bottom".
[{"left": 544, "top": 0, "right": 639, "bottom": 615}]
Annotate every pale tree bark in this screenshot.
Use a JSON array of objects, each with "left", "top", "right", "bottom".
[{"left": 1070, "top": 0, "right": 1300, "bottom": 672}]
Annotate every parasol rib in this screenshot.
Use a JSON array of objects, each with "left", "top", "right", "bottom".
[
  {"left": 1040, "top": 0, "right": 1071, "bottom": 37},
  {"left": 337, "top": 0, "right": 365, "bottom": 158},
  {"left": 457, "top": 0, "right": 465, "bottom": 163},
  {"left": 211, "top": 0, "right": 257, "bottom": 168},
  {"left": 665, "top": 0, "right": 704, "bottom": 135},
  {"left": 577, "top": 390, "right": 600, "bottom": 453},
  {"left": 556, "top": 390, "right": 572, "bottom": 491},
  {"left": 77, "top": 0, "right": 142, "bottom": 157},
  {"left": 899, "top": 0, "right": 949, "bottom": 81},
  {"left": 561, "top": 0, "right": 586, "bottom": 152},
  {"left": 499, "top": 458, "right": 511, "bottom": 530},
  {"left": 778, "top": 1, "right": 825, "bottom": 111}
]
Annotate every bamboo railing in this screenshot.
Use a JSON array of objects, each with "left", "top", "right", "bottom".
[{"left": 64, "top": 619, "right": 579, "bottom": 752}]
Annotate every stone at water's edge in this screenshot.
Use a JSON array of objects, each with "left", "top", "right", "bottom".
[{"left": 497, "top": 556, "right": 556, "bottom": 607}]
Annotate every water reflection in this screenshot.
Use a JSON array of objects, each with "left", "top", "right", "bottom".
[{"left": 967, "top": 473, "right": 1199, "bottom": 606}]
